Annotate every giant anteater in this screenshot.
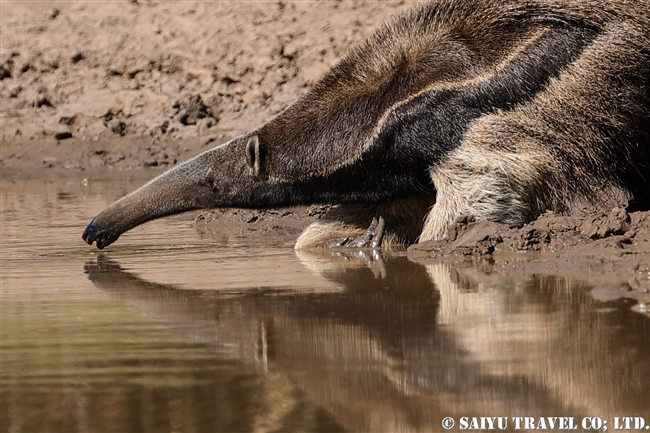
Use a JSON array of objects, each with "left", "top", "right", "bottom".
[{"left": 83, "top": 0, "right": 650, "bottom": 250}]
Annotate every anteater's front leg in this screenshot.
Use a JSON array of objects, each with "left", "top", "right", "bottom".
[
  {"left": 419, "top": 133, "right": 559, "bottom": 242},
  {"left": 294, "top": 196, "right": 433, "bottom": 250}
]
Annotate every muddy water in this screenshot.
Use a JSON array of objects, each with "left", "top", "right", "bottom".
[{"left": 1, "top": 175, "right": 649, "bottom": 433}]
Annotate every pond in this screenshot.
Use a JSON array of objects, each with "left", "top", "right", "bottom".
[{"left": 1, "top": 174, "right": 649, "bottom": 432}]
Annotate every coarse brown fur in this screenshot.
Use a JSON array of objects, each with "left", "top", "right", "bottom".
[{"left": 83, "top": 0, "right": 650, "bottom": 251}]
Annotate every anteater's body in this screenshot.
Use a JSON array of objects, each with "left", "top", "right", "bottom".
[{"left": 83, "top": 0, "right": 650, "bottom": 250}]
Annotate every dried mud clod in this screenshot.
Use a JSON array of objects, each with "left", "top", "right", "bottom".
[{"left": 409, "top": 207, "right": 638, "bottom": 258}]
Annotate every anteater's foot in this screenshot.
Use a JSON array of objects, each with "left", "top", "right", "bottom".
[
  {"left": 295, "top": 198, "right": 432, "bottom": 250},
  {"left": 328, "top": 216, "right": 385, "bottom": 249}
]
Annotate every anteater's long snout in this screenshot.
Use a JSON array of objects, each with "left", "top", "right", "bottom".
[
  {"left": 81, "top": 135, "right": 259, "bottom": 249},
  {"left": 81, "top": 160, "right": 213, "bottom": 250}
]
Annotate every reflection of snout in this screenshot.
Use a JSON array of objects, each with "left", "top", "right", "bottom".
[
  {"left": 82, "top": 218, "right": 120, "bottom": 249},
  {"left": 83, "top": 255, "right": 119, "bottom": 274},
  {"left": 83, "top": 256, "right": 127, "bottom": 289}
]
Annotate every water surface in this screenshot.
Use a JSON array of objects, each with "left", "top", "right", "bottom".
[{"left": 1, "top": 174, "right": 649, "bottom": 432}]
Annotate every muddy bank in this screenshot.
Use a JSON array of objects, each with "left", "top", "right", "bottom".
[
  {"left": 407, "top": 209, "right": 650, "bottom": 315},
  {"left": 190, "top": 203, "right": 650, "bottom": 315}
]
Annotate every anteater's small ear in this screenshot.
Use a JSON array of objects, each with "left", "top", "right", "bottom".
[{"left": 245, "top": 135, "right": 263, "bottom": 175}]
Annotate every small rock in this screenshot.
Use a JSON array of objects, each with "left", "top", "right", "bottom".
[
  {"left": 581, "top": 208, "right": 631, "bottom": 239},
  {"left": 71, "top": 52, "right": 85, "bottom": 64},
  {"left": 42, "top": 157, "right": 57, "bottom": 168},
  {"left": 204, "top": 94, "right": 222, "bottom": 117},
  {"left": 145, "top": 119, "right": 170, "bottom": 137},
  {"left": 197, "top": 117, "right": 217, "bottom": 134},
  {"left": 281, "top": 42, "right": 300, "bottom": 59},
  {"left": 0, "top": 65, "right": 11, "bottom": 80},
  {"left": 35, "top": 94, "right": 54, "bottom": 108},
  {"left": 54, "top": 130, "right": 72, "bottom": 140},
  {"left": 176, "top": 94, "right": 214, "bottom": 125},
  {"left": 53, "top": 124, "right": 72, "bottom": 140},
  {"left": 203, "top": 135, "right": 217, "bottom": 146},
  {"left": 59, "top": 114, "right": 76, "bottom": 125},
  {"left": 8, "top": 85, "right": 22, "bottom": 98},
  {"left": 105, "top": 119, "right": 126, "bottom": 136}
]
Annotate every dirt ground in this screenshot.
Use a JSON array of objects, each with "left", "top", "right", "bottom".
[
  {"left": 1, "top": 1, "right": 649, "bottom": 312},
  {"left": 0, "top": 0, "right": 407, "bottom": 169}
]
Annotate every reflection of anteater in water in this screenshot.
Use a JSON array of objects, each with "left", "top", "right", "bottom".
[{"left": 83, "top": 0, "right": 650, "bottom": 250}]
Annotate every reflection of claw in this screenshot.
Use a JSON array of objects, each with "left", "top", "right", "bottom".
[
  {"left": 366, "top": 250, "right": 387, "bottom": 279},
  {"left": 331, "top": 216, "right": 386, "bottom": 249},
  {"left": 328, "top": 249, "right": 387, "bottom": 279}
]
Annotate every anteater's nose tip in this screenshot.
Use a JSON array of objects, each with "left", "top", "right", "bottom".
[
  {"left": 82, "top": 218, "right": 109, "bottom": 249},
  {"left": 82, "top": 218, "right": 98, "bottom": 245}
]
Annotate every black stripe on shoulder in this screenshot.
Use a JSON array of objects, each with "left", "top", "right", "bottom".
[{"left": 377, "top": 25, "right": 599, "bottom": 166}]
